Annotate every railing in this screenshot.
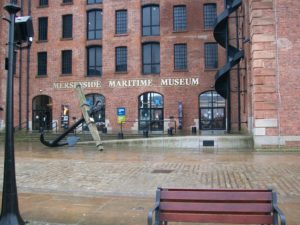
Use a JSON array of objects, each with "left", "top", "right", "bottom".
[
  {"left": 213, "top": 0, "right": 244, "bottom": 98},
  {"left": 13, "top": 121, "right": 28, "bottom": 132}
]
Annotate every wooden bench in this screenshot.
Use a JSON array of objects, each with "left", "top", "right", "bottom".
[{"left": 148, "top": 187, "right": 286, "bottom": 225}]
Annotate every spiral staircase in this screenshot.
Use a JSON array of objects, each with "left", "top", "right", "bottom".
[{"left": 213, "top": 0, "right": 244, "bottom": 98}]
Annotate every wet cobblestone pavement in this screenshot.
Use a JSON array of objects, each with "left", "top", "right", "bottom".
[{"left": 0, "top": 142, "right": 299, "bottom": 225}]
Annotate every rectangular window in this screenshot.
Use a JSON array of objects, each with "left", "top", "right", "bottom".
[
  {"left": 116, "top": 47, "right": 127, "bottom": 72},
  {"left": 38, "top": 17, "right": 48, "bottom": 41},
  {"left": 174, "top": 44, "right": 187, "bottom": 70},
  {"left": 62, "top": 50, "right": 72, "bottom": 74},
  {"left": 63, "top": 0, "right": 73, "bottom": 3},
  {"left": 116, "top": 10, "right": 127, "bottom": 34},
  {"left": 39, "top": 0, "right": 48, "bottom": 6},
  {"left": 204, "top": 43, "right": 218, "bottom": 69},
  {"left": 204, "top": 3, "right": 217, "bottom": 29},
  {"left": 87, "top": 10, "right": 102, "bottom": 40},
  {"left": 142, "top": 43, "right": 160, "bottom": 74},
  {"left": 87, "top": 0, "right": 102, "bottom": 4},
  {"left": 173, "top": 6, "right": 187, "bottom": 32},
  {"left": 62, "top": 14, "right": 73, "bottom": 39},
  {"left": 87, "top": 46, "right": 102, "bottom": 76},
  {"left": 142, "top": 5, "right": 160, "bottom": 36},
  {"left": 38, "top": 52, "right": 47, "bottom": 76}
]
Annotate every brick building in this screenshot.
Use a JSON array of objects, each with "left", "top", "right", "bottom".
[{"left": 0, "top": 0, "right": 300, "bottom": 149}]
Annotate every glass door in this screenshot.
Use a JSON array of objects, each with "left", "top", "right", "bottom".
[
  {"left": 150, "top": 109, "right": 163, "bottom": 131},
  {"left": 200, "top": 107, "right": 225, "bottom": 130},
  {"left": 32, "top": 95, "right": 52, "bottom": 130},
  {"left": 199, "top": 91, "right": 225, "bottom": 130},
  {"left": 138, "top": 92, "right": 164, "bottom": 132}
]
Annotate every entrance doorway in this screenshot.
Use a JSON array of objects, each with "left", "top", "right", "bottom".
[
  {"left": 32, "top": 95, "right": 52, "bottom": 130},
  {"left": 199, "top": 91, "right": 225, "bottom": 130},
  {"left": 138, "top": 92, "right": 164, "bottom": 132}
]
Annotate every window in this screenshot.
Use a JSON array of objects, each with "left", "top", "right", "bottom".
[
  {"left": 174, "top": 44, "right": 187, "bottom": 70},
  {"left": 116, "top": 47, "right": 127, "bottom": 72},
  {"left": 62, "top": 14, "right": 73, "bottom": 39},
  {"left": 142, "top": 42, "right": 160, "bottom": 74},
  {"left": 87, "top": 0, "right": 102, "bottom": 4},
  {"left": 63, "top": 0, "right": 73, "bottom": 3},
  {"left": 173, "top": 5, "right": 187, "bottom": 32},
  {"left": 87, "top": 10, "right": 102, "bottom": 40},
  {"left": 204, "top": 3, "right": 217, "bottom": 29},
  {"left": 62, "top": 50, "right": 72, "bottom": 74},
  {"left": 142, "top": 5, "right": 160, "bottom": 36},
  {"left": 116, "top": 10, "right": 127, "bottom": 34},
  {"left": 204, "top": 43, "right": 218, "bottom": 69},
  {"left": 87, "top": 46, "right": 102, "bottom": 76},
  {"left": 38, "top": 17, "right": 48, "bottom": 41},
  {"left": 37, "top": 52, "right": 47, "bottom": 76},
  {"left": 39, "top": 0, "right": 48, "bottom": 6}
]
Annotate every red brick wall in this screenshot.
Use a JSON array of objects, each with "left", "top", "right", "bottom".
[
  {"left": 0, "top": 1, "right": 6, "bottom": 123},
  {"left": 276, "top": 0, "right": 300, "bottom": 136},
  {"left": 6, "top": 0, "right": 229, "bottom": 133},
  {"left": 249, "top": 0, "right": 300, "bottom": 148}
]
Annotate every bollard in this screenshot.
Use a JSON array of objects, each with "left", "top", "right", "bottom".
[
  {"left": 118, "top": 132, "right": 124, "bottom": 139},
  {"left": 192, "top": 126, "right": 197, "bottom": 134},
  {"left": 102, "top": 126, "right": 107, "bottom": 133},
  {"left": 168, "top": 127, "right": 173, "bottom": 136},
  {"left": 143, "top": 130, "right": 149, "bottom": 138}
]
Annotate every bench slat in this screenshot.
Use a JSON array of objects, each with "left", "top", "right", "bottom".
[
  {"left": 161, "top": 190, "right": 272, "bottom": 202},
  {"left": 160, "top": 202, "right": 272, "bottom": 213},
  {"left": 160, "top": 213, "right": 273, "bottom": 224},
  {"left": 164, "top": 188, "right": 271, "bottom": 192}
]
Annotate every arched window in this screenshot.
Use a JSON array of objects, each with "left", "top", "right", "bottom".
[
  {"left": 138, "top": 92, "right": 164, "bottom": 131},
  {"left": 87, "top": 9, "right": 102, "bottom": 40},
  {"left": 199, "top": 91, "right": 225, "bottom": 130},
  {"left": 32, "top": 95, "right": 52, "bottom": 130}
]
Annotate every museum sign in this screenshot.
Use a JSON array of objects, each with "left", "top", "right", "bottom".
[{"left": 53, "top": 77, "right": 199, "bottom": 89}]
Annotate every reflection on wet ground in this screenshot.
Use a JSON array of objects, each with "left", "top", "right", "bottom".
[{"left": 0, "top": 142, "right": 299, "bottom": 225}]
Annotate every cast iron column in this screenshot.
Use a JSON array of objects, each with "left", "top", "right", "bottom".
[{"left": 0, "top": 3, "right": 25, "bottom": 225}]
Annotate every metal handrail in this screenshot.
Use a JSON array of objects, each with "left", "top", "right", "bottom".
[{"left": 116, "top": 118, "right": 178, "bottom": 134}]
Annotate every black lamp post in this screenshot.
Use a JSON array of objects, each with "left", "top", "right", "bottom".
[{"left": 0, "top": 3, "right": 25, "bottom": 225}]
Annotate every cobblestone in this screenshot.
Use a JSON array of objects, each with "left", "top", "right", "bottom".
[{"left": 0, "top": 143, "right": 299, "bottom": 224}]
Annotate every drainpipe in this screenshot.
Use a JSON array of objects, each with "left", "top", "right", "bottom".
[
  {"left": 26, "top": 0, "right": 31, "bottom": 131},
  {"left": 235, "top": 11, "right": 241, "bottom": 131},
  {"left": 18, "top": 0, "right": 23, "bottom": 130},
  {"left": 225, "top": 0, "right": 231, "bottom": 133},
  {"left": 273, "top": 0, "right": 282, "bottom": 148}
]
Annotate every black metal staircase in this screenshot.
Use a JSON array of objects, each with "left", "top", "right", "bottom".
[{"left": 213, "top": 0, "right": 244, "bottom": 98}]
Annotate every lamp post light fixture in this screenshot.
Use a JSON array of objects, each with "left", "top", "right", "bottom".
[{"left": 0, "top": 3, "right": 25, "bottom": 225}]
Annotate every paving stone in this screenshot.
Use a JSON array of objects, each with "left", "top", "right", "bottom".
[{"left": 0, "top": 143, "right": 299, "bottom": 225}]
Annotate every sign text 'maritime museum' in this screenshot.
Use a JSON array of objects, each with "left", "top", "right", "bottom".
[{"left": 53, "top": 77, "right": 199, "bottom": 90}]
